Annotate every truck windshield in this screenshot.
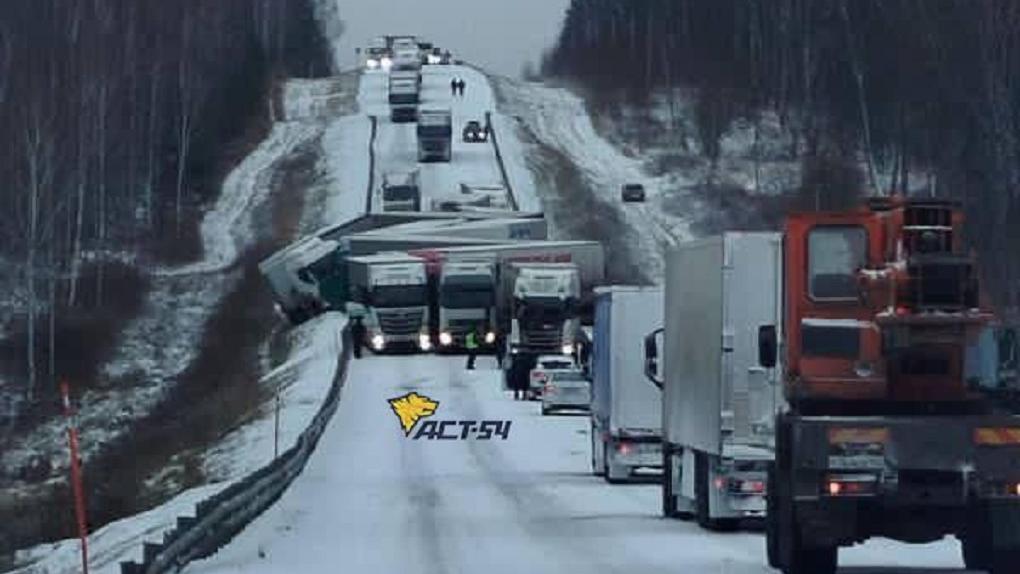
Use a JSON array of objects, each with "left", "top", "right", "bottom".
[
  {"left": 370, "top": 285, "right": 426, "bottom": 308},
  {"left": 418, "top": 125, "right": 451, "bottom": 138},
  {"left": 384, "top": 186, "right": 417, "bottom": 200},
  {"left": 808, "top": 226, "right": 867, "bottom": 300},
  {"left": 440, "top": 286, "right": 494, "bottom": 308}
]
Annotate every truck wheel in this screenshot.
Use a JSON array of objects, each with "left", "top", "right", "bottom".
[
  {"left": 591, "top": 423, "right": 604, "bottom": 476},
  {"left": 695, "top": 451, "right": 737, "bottom": 531},
  {"left": 766, "top": 464, "right": 780, "bottom": 568},
  {"left": 961, "top": 535, "right": 990, "bottom": 572},
  {"left": 604, "top": 450, "right": 627, "bottom": 484},
  {"left": 990, "top": 548, "right": 1020, "bottom": 574},
  {"left": 776, "top": 489, "right": 837, "bottom": 574},
  {"left": 662, "top": 449, "right": 677, "bottom": 517}
]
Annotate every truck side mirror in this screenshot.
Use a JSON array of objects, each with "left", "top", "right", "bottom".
[
  {"left": 758, "top": 325, "right": 778, "bottom": 368},
  {"left": 644, "top": 328, "right": 664, "bottom": 390}
]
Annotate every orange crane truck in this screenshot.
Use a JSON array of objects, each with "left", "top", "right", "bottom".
[{"left": 761, "top": 197, "right": 1020, "bottom": 574}]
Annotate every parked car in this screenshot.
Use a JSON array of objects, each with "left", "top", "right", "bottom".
[
  {"left": 529, "top": 355, "right": 577, "bottom": 398},
  {"left": 541, "top": 369, "right": 591, "bottom": 415},
  {"left": 621, "top": 183, "right": 646, "bottom": 202},
  {"left": 462, "top": 120, "right": 489, "bottom": 143}
]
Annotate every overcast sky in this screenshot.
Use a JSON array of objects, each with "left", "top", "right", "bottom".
[{"left": 334, "top": 0, "right": 570, "bottom": 77}]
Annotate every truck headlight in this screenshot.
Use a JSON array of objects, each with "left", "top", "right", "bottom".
[
  {"left": 366, "top": 58, "right": 379, "bottom": 69},
  {"left": 427, "top": 54, "right": 441, "bottom": 64},
  {"left": 561, "top": 343, "right": 575, "bottom": 356},
  {"left": 485, "top": 331, "right": 496, "bottom": 344},
  {"left": 439, "top": 332, "right": 453, "bottom": 346},
  {"left": 371, "top": 334, "right": 385, "bottom": 350},
  {"left": 419, "top": 333, "right": 432, "bottom": 351},
  {"left": 380, "top": 57, "right": 392, "bottom": 70}
]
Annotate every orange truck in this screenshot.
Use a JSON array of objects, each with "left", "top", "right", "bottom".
[{"left": 761, "top": 197, "right": 1020, "bottom": 574}]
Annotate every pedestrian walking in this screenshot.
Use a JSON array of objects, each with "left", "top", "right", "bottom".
[
  {"left": 351, "top": 317, "right": 366, "bottom": 359},
  {"left": 450, "top": 77, "right": 458, "bottom": 97},
  {"left": 511, "top": 353, "right": 535, "bottom": 400},
  {"left": 457, "top": 78, "right": 466, "bottom": 97},
  {"left": 465, "top": 326, "right": 480, "bottom": 370}
]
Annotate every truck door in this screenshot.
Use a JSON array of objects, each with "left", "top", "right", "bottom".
[{"left": 784, "top": 214, "right": 885, "bottom": 401}]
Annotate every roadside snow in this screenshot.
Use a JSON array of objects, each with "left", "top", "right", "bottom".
[{"left": 491, "top": 77, "right": 691, "bottom": 282}]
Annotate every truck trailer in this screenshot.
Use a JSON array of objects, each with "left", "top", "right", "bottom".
[
  {"left": 758, "top": 198, "right": 1020, "bottom": 574},
  {"left": 591, "top": 286, "right": 664, "bottom": 483},
  {"left": 388, "top": 80, "right": 418, "bottom": 123},
  {"left": 381, "top": 171, "right": 421, "bottom": 212},
  {"left": 645, "top": 232, "right": 785, "bottom": 529}
]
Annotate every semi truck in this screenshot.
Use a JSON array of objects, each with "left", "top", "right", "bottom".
[
  {"left": 591, "top": 286, "right": 664, "bottom": 483},
  {"left": 258, "top": 236, "right": 340, "bottom": 324},
  {"left": 644, "top": 232, "right": 785, "bottom": 529},
  {"left": 437, "top": 257, "right": 498, "bottom": 350},
  {"left": 347, "top": 253, "right": 432, "bottom": 353},
  {"left": 381, "top": 171, "right": 421, "bottom": 212},
  {"left": 417, "top": 109, "right": 452, "bottom": 162},
  {"left": 388, "top": 80, "right": 418, "bottom": 123},
  {"left": 756, "top": 198, "right": 1020, "bottom": 574}
]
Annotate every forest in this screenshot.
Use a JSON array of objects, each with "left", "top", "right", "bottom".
[
  {"left": 543, "top": 0, "right": 1020, "bottom": 310},
  {"left": 0, "top": 0, "right": 331, "bottom": 403}
]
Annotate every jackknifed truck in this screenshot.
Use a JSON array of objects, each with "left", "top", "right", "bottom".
[
  {"left": 591, "top": 286, "right": 664, "bottom": 483},
  {"left": 644, "top": 232, "right": 784, "bottom": 528}
]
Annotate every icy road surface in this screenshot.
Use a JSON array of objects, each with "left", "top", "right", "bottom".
[
  {"left": 187, "top": 67, "right": 969, "bottom": 574},
  {"left": 186, "top": 357, "right": 969, "bottom": 574}
]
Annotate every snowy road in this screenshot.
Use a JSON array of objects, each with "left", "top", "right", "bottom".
[
  {"left": 187, "top": 356, "right": 969, "bottom": 574},
  {"left": 186, "top": 67, "right": 971, "bottom": 574}
]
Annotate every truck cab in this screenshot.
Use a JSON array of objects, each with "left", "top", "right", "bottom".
[
  {"left": 258, "top": 237, "right": 340, "bottom": 324},
  {"left": 381, "top": 171, "right": 421, "bottom": 212},
  {"left": 417, "top": 108, "right": 452, "bottom": 162},
  {"left": 437, "top": 259, "right": 498, "bottom": 350},
  {"left": 349, "top": 254, "right": 432, "bottom": 353},
  {"left": 508, "top": 263, "right": 581, "bottom": 355}
]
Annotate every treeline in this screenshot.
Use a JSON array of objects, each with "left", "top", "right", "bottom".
[
  {"left": 543, "top": 0, "right": 1020, "bottom": 308},
  {"left": 0, "top": 0, "right": 331, "bottom": 400}
]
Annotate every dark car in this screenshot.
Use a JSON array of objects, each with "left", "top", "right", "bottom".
[
  {"left": 462, "top": 121, "right": 489, "bottom": 143},
  {"left": 621, "top": 183, "right": 646, "bottom": 202}
]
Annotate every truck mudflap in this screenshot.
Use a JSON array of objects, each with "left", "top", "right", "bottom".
[{"left": 788, "top": 414, "right": 1020, "bottom": 545}]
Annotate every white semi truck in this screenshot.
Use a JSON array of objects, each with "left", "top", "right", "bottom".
[
  {"left": 258, "top": 236, "right": 339, "bottom": 324},
  {"left": 381, "top": 171, "right": 421, "bottom": 212},
  {"left": 347, "top": 253, "right": 432, "bottom": 353},
  {"left": 388, "top": 79, "right": 418, "bottom": 123},
  {"left": 591, "top": 286, "right": 664, "bottom": 482},
  {"left": 417, "top": 109, "right": 452, "bottom": 162},
  {"left": 436, "top": 257, "right": 498, "bottom": 350},
  {"left": 644, "top": 232, "right": 785, "bottom": 529}
]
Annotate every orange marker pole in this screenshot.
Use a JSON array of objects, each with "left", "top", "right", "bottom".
[{"left": 61, "top": 382, "right": 89, "bottom": 574}]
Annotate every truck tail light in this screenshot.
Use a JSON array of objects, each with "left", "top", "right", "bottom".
[
  {"left": 544, "top": 383, "right": 555, "bottom": 395},
  {"left": 823, "top": 473, "right": 879, "bottom": 497},
  {"left": 616, "top": 442, "right": 633, "bottom": 455}
]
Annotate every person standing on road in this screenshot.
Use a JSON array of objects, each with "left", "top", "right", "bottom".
[
  {"left": 351, "top": 317, "right": 365, "bottom": 359},
  {"left": 450, "top": 77, "right": 459, "bottom": 97},
  {"left": 457, "top": 78, "right": 466, "bottom": 97},
  {"left": 465, "top": 326, "right": 480, "bottom": 370}
]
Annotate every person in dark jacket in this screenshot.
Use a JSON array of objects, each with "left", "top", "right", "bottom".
[
  {"left": 450, "top": 77, "right": 458, "bottom": 97},
  {"left": 351, "top": 317, "right": 366, "bottom": 359},
  {"left": 457, "top": 78, "right": 466, "bottom": 96}
]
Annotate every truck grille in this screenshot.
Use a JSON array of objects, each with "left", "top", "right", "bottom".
[
  {"left": 378, "top": 310, "right": 424, "bottom": 335},
  {"left": 522, "top": 327, "right": 562, "bottom": 349},
  {"left": 447, "top": 319, "right": 479, "bottom": 334}
]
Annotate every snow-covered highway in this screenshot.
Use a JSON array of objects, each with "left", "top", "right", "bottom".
[{"left": 183, "top": 65, "right": 971, "bottom": 574}]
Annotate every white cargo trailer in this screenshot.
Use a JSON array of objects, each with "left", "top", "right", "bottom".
[
  {"left": 591, "top": 286, "right": 664, "bottom": 482},
  {"left": 650, "top": 232, "right": 784, "bottom": 529}
]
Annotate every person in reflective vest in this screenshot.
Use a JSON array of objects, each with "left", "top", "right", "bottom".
[{"left": 465, "top": 327, "right": 480, "bottom": 370}]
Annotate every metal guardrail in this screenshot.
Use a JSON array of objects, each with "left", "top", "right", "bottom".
[
  {"left": 365, "top": 115, "right": 378, "bottom": 213},
  {"left": 485, "top": 111, "right": 519, "bottom": 212},
  {"left": 120, "top": 325, "right": 353, "bottom": 574}
]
